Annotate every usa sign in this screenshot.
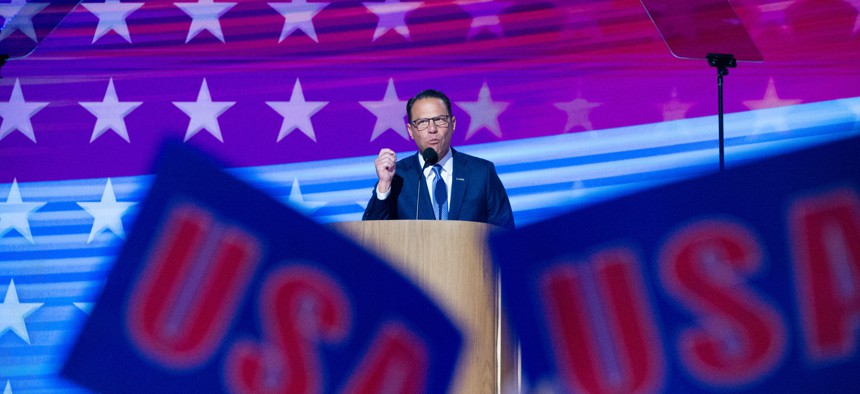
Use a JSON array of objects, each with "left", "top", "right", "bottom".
[
  {"left": 491, "top": 136, "right": 860, "bottom": 393},
  {"left": 61, "top": 142, "right": 462, "bottom": 393}
]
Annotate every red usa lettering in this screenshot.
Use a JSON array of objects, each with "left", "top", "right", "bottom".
[
  {"left": 660, "top": 219, "right": 787, "bottom": 386},
  {"left": 225, "top": 266, "right": 351, "bottom": 394},
  {"left": 340, "top": 322, "right": 430, "bottom": 394},
  {"left": 126, "top": 203, "right": 262, "bottom": 369},
  {"left": 789, "top": 187, "right": 860, "bottom": 362},
  {"left": 540, "top": 247, "right": 665, "bottom": 394},
  {"left": 125, "top": 202, "right": 434, "bottom": 392},
  {"left": 537, "top": 185, "right": 860, "bottom": 390},
  {"left": 223, "top": 266, "right": 433, "bottom": 394}
]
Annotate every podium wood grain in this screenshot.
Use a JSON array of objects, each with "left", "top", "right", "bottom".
[{"left": 333, "top": 220, "right": 517, "bottom": 394}]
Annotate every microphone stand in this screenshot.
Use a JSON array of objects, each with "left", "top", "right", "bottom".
[
  {"left": 416, "top": 148, "right": 438, "bottom": 219},
  {"left": 415, "top": 171, "right": 425, "bottom": 220}
]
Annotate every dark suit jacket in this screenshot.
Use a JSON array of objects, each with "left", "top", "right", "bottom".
[{"left": 363, "top": 149, "right": 515, "bottom": 229}]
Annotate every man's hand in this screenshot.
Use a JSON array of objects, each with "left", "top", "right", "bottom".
[{"left": 375, "top": 148, "right": 396, "bottom": 193}]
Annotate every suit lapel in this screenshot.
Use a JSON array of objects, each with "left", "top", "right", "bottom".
[{"left": 449, "top": 150, "right": 467, "bottom": 220}]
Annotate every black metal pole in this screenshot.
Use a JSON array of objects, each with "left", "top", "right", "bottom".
[
  {"left": 707, "top": 54, "right": 736, "bottom": 173},
  {"left": 718, "top": 70, "right": 724, "bottom": 172}
]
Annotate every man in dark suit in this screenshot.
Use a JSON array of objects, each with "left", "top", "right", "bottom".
[{"left": 363, "top": 89, "right": 515, "bottom": 229}]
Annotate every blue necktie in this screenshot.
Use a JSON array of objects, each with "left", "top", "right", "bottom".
[{"left": 431, "top": 164, "right": 448, "bottom": 220}]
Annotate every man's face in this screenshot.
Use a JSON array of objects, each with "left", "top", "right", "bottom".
[{"left": 407, "top": 98, "right": 456, "bottom": 160}]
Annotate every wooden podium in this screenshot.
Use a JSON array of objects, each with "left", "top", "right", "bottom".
[{"left": 333, "top": 220, "right": 517, "bottom": 394}]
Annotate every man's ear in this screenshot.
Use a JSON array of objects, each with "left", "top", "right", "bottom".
[{"left": 406, "top": 123, "right": 413, "bottom": 140}]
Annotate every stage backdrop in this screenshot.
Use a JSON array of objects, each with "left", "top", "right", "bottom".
[{"left": 0, "top": 0, "right": 859, "bottom": 392}]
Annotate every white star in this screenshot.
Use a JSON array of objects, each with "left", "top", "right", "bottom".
[
  {"left": 269, "top": 0, "right": 327, "bottom": 43},
  {"left": 363, "top": 0, "right": 423, "bottom": 41},
  {"left": 457, "top": 81, "right": 509, "bottom": 139},
  {"left": 743, "top": 78, "right": 802, "bottom": 111},
  {"left": 266, "top": 79, "right": 328, "bottom": 142},
  {"left": 743, "top": 78, "right": 802, "bottom": 133},
  {"left": 3, "top": 381, "right": 10, "bottom": 394},
  {"left": 554, "top": 96, "right": 601, "bottom": 132},
  {"left": 81, "top": 0, "right": 144, "bottom": 43},
  {"left": 359, "top": 78, "right": 408, "bottom": 141},
  {"left": 0, "top": 79, "right": 49, "bottom": 143},
  {"left": 287, "top": 178, "right": 325, "bottom": 214},
  {"left": 847, "top": 0, "right": 860, "bottom": 34},
  {"left": 0, "top": 0, "right": 49, "bottom": 42},
  {"left": 174, "top": 0, "right": 236, "bottom": 43},
  {"left": 79, "top": 78, "right": 142, "bottom": 143},
  {"left": 73, "top": 302, "right": 94, "bottom": 314},
  {"left": 173, "top": 78, "right": 235, "bottom": 142},
  {"left": 456, "top": 0, "right": 511, "bottom": 39},
  {"left": 77, "top": 178, "right": 136, "bottom": 243},
  {"left": 0, "top": 179, "right": 45, "bottom": 243},
  {"left": 660, "top": 87, "right": 695, "bottom": 121},
  {"left": 0, "top": 279, "right": 43, "bottom": 345}
]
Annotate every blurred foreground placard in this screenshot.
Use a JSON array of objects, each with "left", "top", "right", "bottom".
[
  {"left": 491, "top": 136, "right": 860, "bottom": 393},
  {"left": 62, "top": 142, "right": 461, "bottom": 393}
]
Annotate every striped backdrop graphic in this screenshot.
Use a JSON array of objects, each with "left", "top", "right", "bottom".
[{"left": 1, "top": 0, "right": 859, "bottom": 392}]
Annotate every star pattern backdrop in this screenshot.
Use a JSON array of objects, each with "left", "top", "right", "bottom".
[{"left": 0, "top": 0, "right": 859, "bottom": 392}]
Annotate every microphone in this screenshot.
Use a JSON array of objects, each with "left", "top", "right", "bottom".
[
  {"left": 416, "top": 148, "right": 438, "bottom": 219},
  {"left": 422, "top": 147, "right": 438, "bottom": 168}
]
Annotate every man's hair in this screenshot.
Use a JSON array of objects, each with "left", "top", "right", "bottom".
[{"left": 406, "top": 89, "right": 452, "bottom": 122}]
